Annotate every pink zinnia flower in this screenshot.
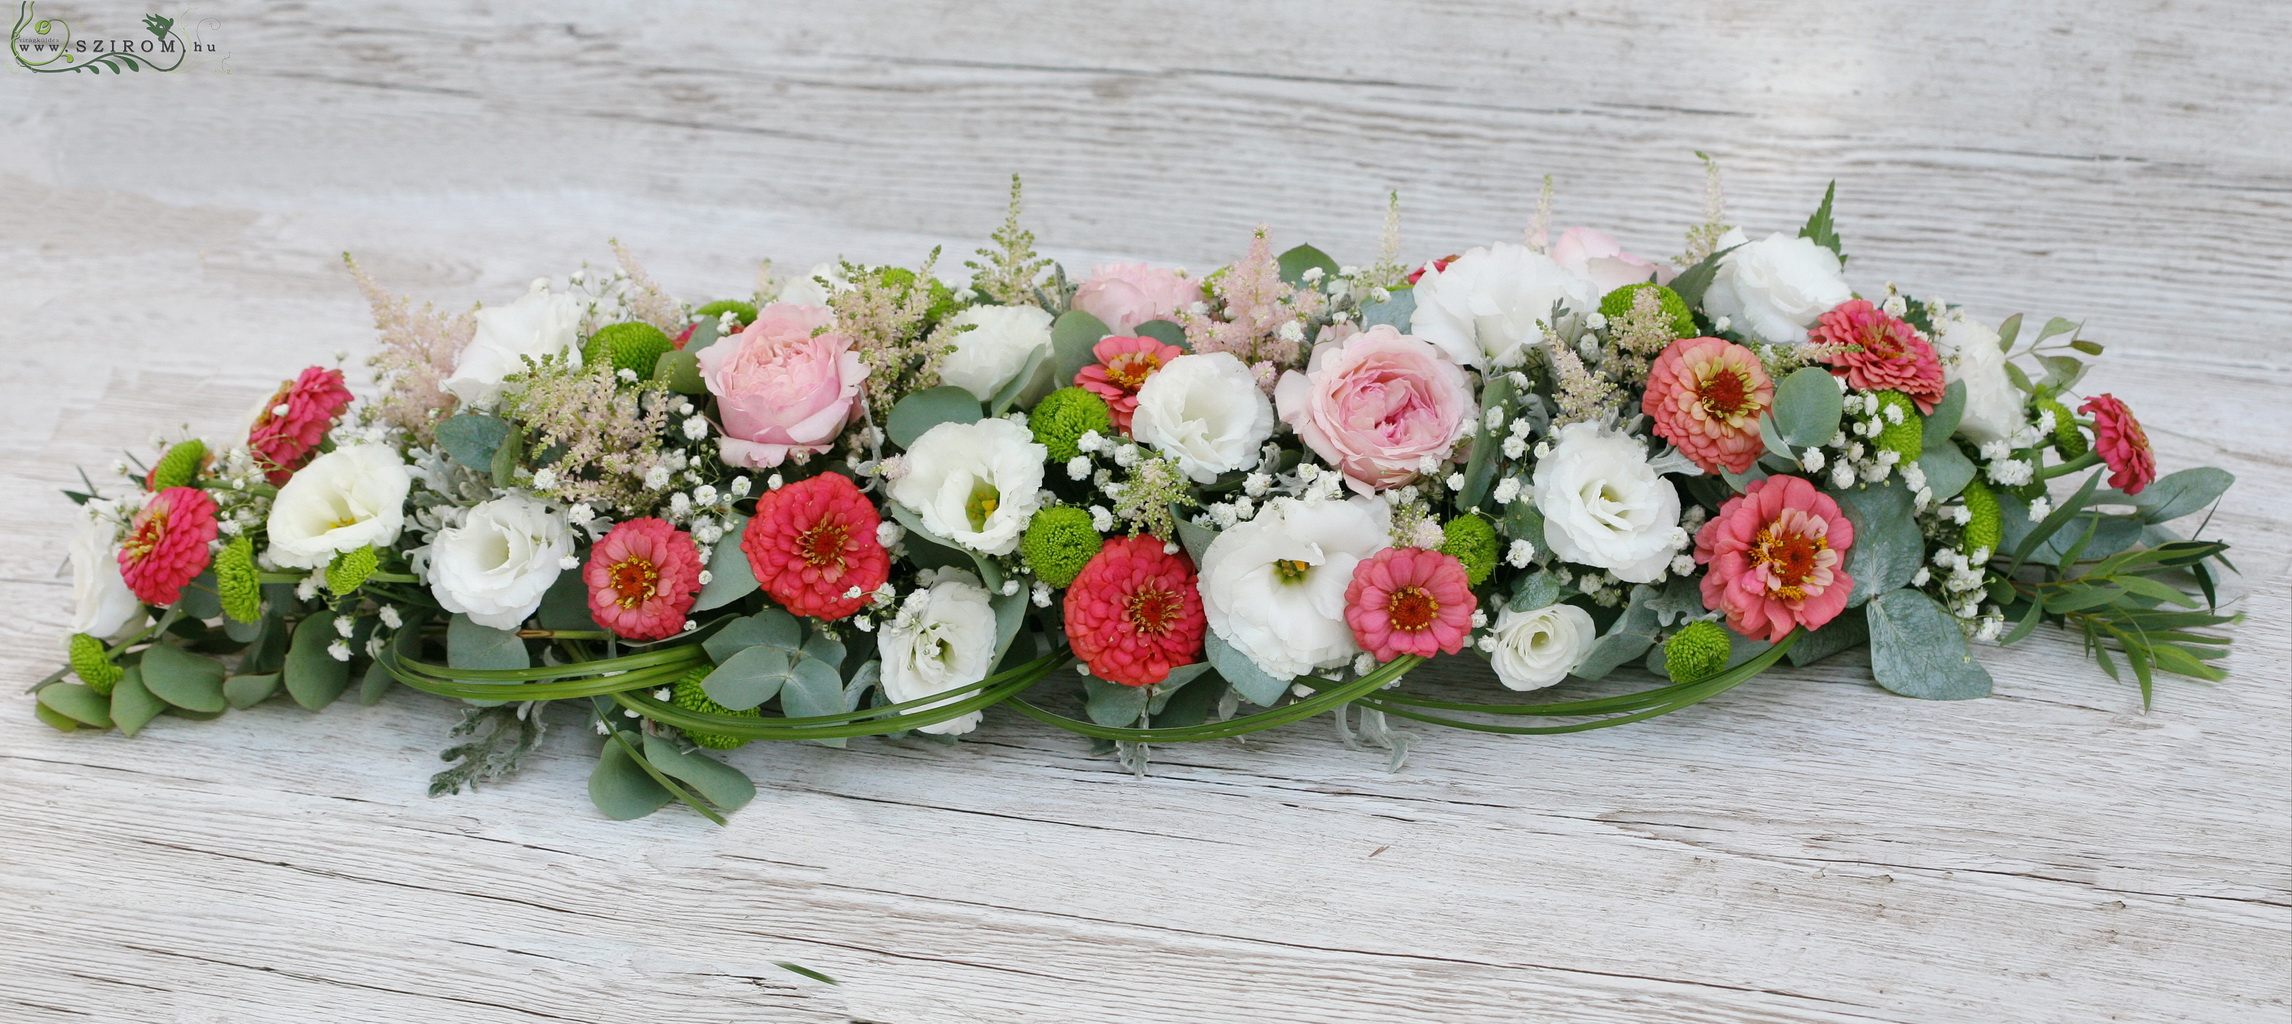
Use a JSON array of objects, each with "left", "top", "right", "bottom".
[
  {"left": 1063, "top": 534, "right": 1206, "bottom": 687},
  {"left": 741, "top": 472, "right": 889, "bottom": 621},
  {"left": 1074, "top": 335, "right": 1185, "bottom": 433},
  {"left": 2079, "top": 393, "right": 2156, "bottom": 495},
  {"left": 1807, "top": 299, "right": 1946, "bottom": 413},
  {"left": 584, "top": 518, "right": 704, "bottom": 641},
  {"left": 1643, "top": 336, "right": 1775, "bottom": 475},
  {"left": 1404, "top": 254, "right": 1458, "bottom": 286},
  {"left": 1694, "top": 475, "right": 1856, "bottom": 644},
  {"left": 117, "top": 486, "right": 219, "bottom": 606},
  {"left": 1343, "top": 547, "right": 1476, "bottom": 662},
  {"left": 248, "top": 366, "right": 355, "bottom": 484}
]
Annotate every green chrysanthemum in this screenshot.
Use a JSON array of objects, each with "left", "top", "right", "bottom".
[
  {"left": 1020, "top": 506, "right": 1104, "bottom": 588},
  {"left": 1959, "top": 478, "right": 2002, "bottom": 559},
  {"left": 1663, "top": 621, "right": 1732, "bottom": 684},
  {"left": 68, "top": 633, "right": 122, "bottom": 696},
  {"left": 327, "top": 546, "right": 378, "bottom": 596},
  {"left": 1871, "top": 390, "right": 1924, "bottom": 467},
  {"left": 149, "top": 439, "right": 207, "bottom": 491},
  {"left": 1598, "top": 283, "right": 1697, "bottom": 338},
  {"left": 693, "top": 300, "right": 758, "bottom": 329},
  {"left": 1029, "top": 387, "right": 1115, "bottom": 463},
  {"left": 582, "top": 322, "right": 677, "bottom": 378},
  {"left": 671, "top": 665, "right": 756, "bottom": 750},
  {"left": 215, "top": 535, "right": 262, "bottom": 623},
  {"left": 1440, "top": 515, "right": 1499, "bottom": 585},
  {"left": 2035, "top": 396, "right": 2087, "bottom": 459}
]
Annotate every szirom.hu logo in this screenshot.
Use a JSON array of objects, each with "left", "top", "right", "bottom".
[{"left": 10, "top": 2, "right": 228, "bottom": 73}]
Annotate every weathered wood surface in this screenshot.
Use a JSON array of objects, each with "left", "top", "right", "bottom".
[{"left": 1, "top": 2, "right": 2286, "bottom": 1021}]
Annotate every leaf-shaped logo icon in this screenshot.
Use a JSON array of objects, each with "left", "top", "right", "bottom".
[{"left": 142, "top": 13, "right": 172, "bottom": 38}]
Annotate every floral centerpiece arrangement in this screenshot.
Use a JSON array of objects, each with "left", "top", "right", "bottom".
[{"left": 36, "top": 171, "right": 2239, "bottom": 822}]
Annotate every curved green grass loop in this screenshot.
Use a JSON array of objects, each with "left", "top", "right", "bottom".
[
  {"left": 614, "top": 652, "right": 1070, "bottom": 740},
  {"left": 1343, "top": 632, "right": 1799, "bottom": 733},
  {"left": 1003, "top": 655, "right": 1425, "bottom": 743}
]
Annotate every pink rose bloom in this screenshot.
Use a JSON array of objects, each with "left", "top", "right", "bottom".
[
  {"left": 1070, "top": 263, "right": 1200, "bottom": 335},
  {"left": 1694, "top": 475, "right": 1856, "bottom": 644},
  {"left": 1274, "top": 325, "right": 1477, "bottom": 493},
  {"left": 1344, "top": 547, "right": 1477, "bottom": 662},
  {"left": 696, "top": 302, "right": 869, "bottom": 469},
  {"left": 1551, "top": 227, "right": 1676, "bottom": 294}
]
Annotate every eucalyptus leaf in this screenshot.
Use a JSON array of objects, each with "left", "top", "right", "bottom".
[
  {"left": 1831, "top": 483, "right": 1923, "bottom": 607},
  {"left": 692, "top": 514, "right": 760, "bottom": 611},
  {"left": 359, "top": 658, "right": 394, "bottom": 705},
  {"left": 1918, "top": 442, "right": 1976, "bottom": 502},
  {"left": 703, "top": 644, "right": 793, "bottom": 710},
  {"left": 1866, "top": 590, "right": 1993, "bottom": 700},
  {"left": 885, "top": 386, "right": 983, "bottom": 449},
  {"left": 1458, "top": 372, "right": 1517, "bottom": 509},
  {"left": 987, "top": 345, "right": 1053, "bottom": 415},
  {"left": 589, "top": 735, "right": 674, "bottom": 820},
  {"left": 2103, "top": 467, "right": 2233, "bottom": 524},
  {"left": 1150, "top": 670, "right": 1223, "bottom": 729},
  {"left": 651, "top": 349, "right": 707, "bottom": 394},
  {"left": 1204, "top": 630, "right": 1287, "bottom": 706},
  {"left": 38, "top": 683, "right": 114, "bottom": 729},
  {"left": 1049, "top": 309, "right": 1112, "bottom": 393},
  {"left": 1357, "top": 289, "right": 1415, "bottom": 331},
  {"left": 682, "top": 318, "right": 722, "bottom": 356},
  {"left": 990, "top": 589, "right": 1028, "bottom": 667},
  {"left": 109, "top": 666, "right": 166, "bottom": 737},
  {"left": 447, "top": 613, "right": 530, "bottom": 672},
  {"left": 1276, "top": 244, "right": 1340, "bottom": 287},
  {"left": 705, "top": 609, "right": 802, "bottom": 662},
  {"left": 1756, "top": 414, "right": 1796, "bottom": 462},
  {"left": 1132, "top": 319, "right": 1187, "bottom": 348},
  {"left": 1924, "top": 380, "right": 1967, "bottom": 442},
  {"left": 285, "top": 613, "right": 352, "bottom": 710},
  {"left": 489, "top": 420, "right": 525, "bottom": 485},
  {"left": 2030, "top": 513, "right": 2143, "bottom": 568},
  {"left": 1084, "top": 676, "right": 1150, "bottom": 727},
  {"left": 1784, "top": 612, "right": 1868, "bottom": 667},
  {"left": 1507, "top": 570, "right": 1564, "bottom": 612},
  {"left": 224, "top": 672, "right": 281, "bottom": 709},
  {"left": 643, "top": 735, "right": 757, "bottom": 810},
  {"left": 1773, "top": 366, "right": 1845, "bottom": 448},
  {"left": 1174, "top": 515, "right": 1219, "bottom": 564},
  {"left": 434, "top": 413, "right": 511, "bottom": 471},
  {"left": 179, "top": 570, "right": 223, "bottom": 621},
  {"left": 777, "top": 657, "right": 849, "bottom": 746},
  {"left": 139, "top": 642, "right": 227, "bottom": 713},
  {"left": 801, "top": 633, "right": 847, "bottom": 673},
  {"left": 1573, "top": 587, "right": 1664, "bottom": 681}
]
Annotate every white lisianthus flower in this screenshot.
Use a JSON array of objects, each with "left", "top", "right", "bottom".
[
  {"left": 1699, "top": 230, "right": 1852, "bottom": 346},
  {"left": 1197, "top": 495, "right": 1391, "bottom": 680},
  {"left": 1530, "top": 422, "right": 1682, "bottom": 584},
  {"left": 442, "top": 284, "right": 584, "bottom": 410},
  {"left": 425, "top": 493, "right": 572, "bottom": 629},
  {"left": 888, "top": 418, "right": 1045, "bottom": 556},
  {"left": 1487, "top": 601, "right": 1598, "bottom": 692},
  {"left": 938, "top": 304, "right": 1055, "bottom": 404},
  {"left": 68, "top": 499, "right": 140, "bottom": 638},
  {"left": 777, "top": 262, "right": 852, "bottom": 306},
  {"left": 878, "top": 570, "right": 998, "bottom": 736},
  {"left": 266, "top": 444, "right": 413, "bottom": 569},
  {"left": 1930, "top": 315, "right": 2026, "bottom": 445},
  {"left": 1408, "top": 242, "right": 1595, "bottom": 370},
  {"left": 1130, "top": 352, "right": 1277, "bottom": 483}
]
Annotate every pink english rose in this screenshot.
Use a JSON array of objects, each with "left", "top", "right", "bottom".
[
  {"left": 1694, "top": 474, "right": 1856, "bottom": 644},
  {"left": 1551, "top": 227, "right": 1676, "bottom": 294},
  {"left": 1069, "top": 263, "right": 1201, "bottom": 335},
  {"left": 696, "top": 302, "right": 869, "bottom": 469},
  {"left": 1273, "top": 325, "right": 1477, "bottom": 493}
]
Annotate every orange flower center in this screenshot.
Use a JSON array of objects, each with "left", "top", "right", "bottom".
[
  {"left": 1387, "top": 586, "right": 1440, "bottom": 632},
  {"left": 1697, "top": 367, "right": 1755, "bottom": 420},
  {"left": 1126, "top": 586, "right": 1183, "bottom": 636},
  {"left": 1752, "top": 522, "right": 1827, "bottom": 601},
  {"left": 122, "top": 507, "right": 166, "bottom": 564},
  {"left": 608, "top": 556, "right": 660, "bottom": 609},
  {"left": 252, "top": 382, "right": 292, "bottom": 429},
  {"left": 1858, "top": 322, "right": 1904, "bottom": 360},
  {"left": 798, "top": 519, "right": 849, "bottom": 570},
  {"left": 2123, "top": 417, "right": 2152, "bottom": 455},
  {"left": 1105, "top": 352, "right": 1163, "bottom": 391}
]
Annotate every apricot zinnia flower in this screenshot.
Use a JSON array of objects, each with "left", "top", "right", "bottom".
[
  {"left": 1343, "top": 547, "right": 1476, "bottom": 662},
  {"left": 1643, "top": 336, "right": 1775, "bottom": 474},
  {"left": 117, "top": 486, "right": 219, "bottom": 606},
  {"left": 2079, "top": 393, "right": 2155, "bottom": 495},
  {"left": 1063, "top": 534, "right": 1206, "bottom": 687},
  {"left": 248, "top": 366, "right": 355, "bottom": 484},
  {"left": 584, "top": 518, "right": 704, "bottom": 641},
  {"left": 1807, "top": 299, "right": 1946, "bottom": 413},
  {"left": 1694, "top": 475, "right": 1855, "bottom": 644},
  {"left": 1074, "top": 335, "right": 1185, "bottom": 433},
  {"left": 742, "top": 472, "right": 888, "bottom": 620}
]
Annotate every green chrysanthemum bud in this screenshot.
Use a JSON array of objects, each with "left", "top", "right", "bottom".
[
  {"left": 582, "top": 322, "right": 677, "bottom": 378},
  {"left": 1020, "top": 506, "right": 1104, "bottom": 588},
  {"left": 671, "top": 665, "right": 756, "bottom": 750},
  {"left": 1959, "top": 478, "right": 2002, "bottom": 560},
  {"left": 148, "top": 438, "right": 207, "bottom": 491},
  {"left": 693, "top": 300, "right": 758, "bottom": 329},
  {"left": 1440, "top": 515, "right": 1499, "bottom": 586},
  {"left": 2035, "top": 396, "right": 2086, "bottom": 459},
  {"left": 1597, "top": 283, "right": 1697, "bottom": 338},
  {"left": 1663, "top": 621, "right": 1732, "bottom": 684},
  {"left": 327, "top": 546, "right": 378, "bottom": 596},
  {"left": 1871, "top": 390, "right": 1924, "bottom": 467},
  {"left": 215, "top": 535, "right": 263, "bottom": 623},
  {"left": 1029, "top": 387, "right": 1116, "bottom": 463},
  {"left": 68, "top": 633, "right": 123, "bottom": 696}
]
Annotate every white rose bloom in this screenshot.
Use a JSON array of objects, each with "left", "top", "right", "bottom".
[
  {"left": 888, "top": 418, "right": 1045, "bottom": 556},
  {"left": 777, "top": 262, "right": 851, "bottom": 306},
  {"left": 1198, "top": 496, "right": 1391, "bottom": 680},
  {"left": 1530, "top": 422, "right": 1682, "bottom": 584},
  {"left": 1129, "top": 352, "right": 1277, "bottom": 484},
  {"left": 266, "top": 444, "right": 413, "bottom": 569},
  {"left": 426, "top": 493, "right": 572, "bottom": 630},
  {"left": 1931, "top": 315, "right": 2026, "bottom": 445},
  {"left": 1487, "top": 602, "right": 1598, "bottom": 692},
  {"left": 1409, "top": 242, "right": 1595, "bottom": 370},
  {"left": 879, "top": 571, "right": 999, "bottom": 736},
  {"left": 442, "top": 285, "right": 584, "bottom": 410},
  {"left": 1700, "top": 231, "right": 1852, "bottom": 346},
  {"left": 938, "top": 304, "right": 1055, "bottom": 403},
  {"left": 68, "top": 499, "right": 140, "bottom": 638}
]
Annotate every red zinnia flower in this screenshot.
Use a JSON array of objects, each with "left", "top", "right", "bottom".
[
  {"left": 741, "top": 472, "right": 889, "bottom": 620},
  {"left": 117, "top": 486, "right": 219, "bottom": 606},
  {"left": 1404, "top": 254, "right": 1459, "bottom": 286},
  {"left": 1807, "top": 299, "right": 1946, "bottom": 413},
  {"left": 1344, "top": 547, "right": 1476, "bottom": 662},
  {"left": 584, "top": 518, "right": 704, "bottom": 641},
  {"left": 1074, "top": 335, "right": 1185, "bottom": 433},
  {"left": 2079, "top": 393, "right": 2156, "bottom": 495},
  {"left": 248, "top": 366, "right": 355, "bottom": 484},
  {"left": 1063, "top": 534, "right": 1207, "bottom": 687}
]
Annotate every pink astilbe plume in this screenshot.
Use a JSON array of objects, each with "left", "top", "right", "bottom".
[
  {"left": 1180, "top": 228, "right": 1323, "bottom": 376},
  {"left": 346, "top": 255, "right": 473, "bottom": 445},
  {"left": 611, "top": 239, "right": 687, "bottom": 336}
]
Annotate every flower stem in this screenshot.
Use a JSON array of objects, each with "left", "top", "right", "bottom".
[{"left": 2038, "top": 451, "right": 2099, "bottom": 479}]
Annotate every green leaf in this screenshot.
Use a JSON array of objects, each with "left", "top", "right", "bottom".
[
  {"left": 1919, "top": 442, "right": 1976, "bottom": 502},
  {"left": 1756, "top": 414, "right": 1796, "bottom": 462},
  {"left": 1458, "top": 372, "right": 1517, "bottom": 508},
  {"left": 1923, "top": 380, "right": 1966, "bottom": 442},
  {"left": 777, "top": 655, "right": 847, "bottom": 723},
  {"left": 1204, "top": 630, "right": 1287, "bottom": 706},
  {"left": 1277, "top": 244, "right": 1341, "bottom": 287},
  {"left": 2044, "top": 583, "right": 2126, "bottom": 614},
  {"left": 34, "top": 702, "right": 80, "bottom": 733},
  {"left": 1174, "top": 515, "right": 1219, "bottom": 564},
  {"left": 179, "top": 570, "right": 223, "bottom": 620},
  {"left": 1084, "top": 676, "right": 1150, "bottom": 727},
  {"left": 1132, "top": 319, "right": 1187, "bottom": 348},
  {"left": 1866, "top": 590, "right": 1993, "bottom": 700},
  {"left": 1772, "top": 367, "right": 1845, "bottom": 448},
  {"left": 1666, "top": 244, "right": 1742, "bottom": 311},
  {"left": 140, "top": 643, "right": 227, "bottom": 713},
  {"left": 885, "top": 385, "right": 982, "bottom": 449},
  {"left": 2031, "top": 513, "right": 2142, "bottom": 568},
  {"left": 285, "top": 614, "right": 352, "bottom": 710},
  {"left": 490, "top": 420, "right": 525, "bottom": 486},
  {"left": 987, "top": 345, "right": 1052, "bottom": 415},
  {"left": 2105, "top": 467, "right": 2233, "bottom": 524},
  {"left": 2008, "top": 470, "right": 2103, "bottom": 571},
  {"left": 1994, "top": 313, "right": 2023, "bottom": 351},
  {"left": 1798, "top": 180, "right": 1843, "bottom": 261},
  {"left": 38, "top": 683, "right": 114, "bottom": 729},
  {"left": 703, "top": 645, "right": 793, "bottom": 710},
  {"left": 589, "top": 735, "right": 674, "bottom": 821},
  {"left": 2036, "top": 316, "right": 2080, "bottom": 341},
  {"left": 109, "top": 667, "right": 166, "bottom": 737},
  {"left": 1357, "top": 289, "right": 1416, "bottom": 331},
  {"left": 990, "top": 589, "right": 1028, "bottom": 668},
  {"left": 224, "top": 673, "right": 281, "bottom": 709},
  {"left": 2038, "top": 353, "right": 2086, "bottom": 393},
  {"left": 692, "top": 514, "right": 759, "bottom": 611},
  {"left": 651, "top": 349, "right": 707, "bottom": 395},
  {"left": 643, "top": 734, "right": 757, "bottom": 810},
  {"left": 885, "top": 501, "right": 1005, "bottom": 592},
  {"left": 705, "top": 609, "right": 802, "bottom": 662},
  {"left": 1785, "top": 611, "right": 1869, "bottom": 667},
  {"left": 1508, "top": 570, "right": 1564, "bottom": 612},
  {"left": 2002, "top": 360, "right": 2035, "bottom": 394},
  {"left": 1574, "top": 586, "right": 1664, "bottom": 680},
  {"left": 682, "top": 318, "right": 723, "bottom": 356},
  {"left": 434, "top": 413, "right": 511, "bottom": 471},
  {"left": 1149, "top": 669, "right": 1223, "bottom": 729},
  {"left": 447, "top": 613, "right": 530, "bottom": 671},
  {"left": 536, "top": 572, "right": 603, "bottom": 631},
  {"left": 1830, "top": 483, "right": 1923, "bottom": 607},
  {"left": 1049, "top": 309, "right": 1112, "bottom": 393},
  {"left": 359, "top": 658, "right": 394, "bottom": 705}
]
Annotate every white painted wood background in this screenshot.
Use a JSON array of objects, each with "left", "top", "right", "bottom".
[{"left": 2, "top": 2, "right": 2287, "bottom": 1021}]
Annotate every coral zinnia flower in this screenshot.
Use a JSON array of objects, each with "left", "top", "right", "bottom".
[
  {"left": 1643, "top": 336, "right": 1775, "bottom": 474},
  {"left": 1343, "top": 547, "right": 1476, "bottom": 662},
  {"left": 248, "top": 366, "right": 356, "bottom": 485},
  {"left": 2079, "top": 393, "right": 2156, "bottom": 495},
  {"left": 1063, "top": 534, "right": 1207, "bottom": 687},
  {"left": 1807, "top": 299, "right": 1946, "bottom": 413},
  {"left": 1074, "top": 335, "right": 1185, "bottom": 433},
  {"left": 741, "top": 472, "right": 888, "bottom": 620},
  {"left": 1694, "top": 475, "right": 1856, "bottom": 644},
  {"left": 117, "top": 486, "right": 219, "bottom": 606},
  {"left": 584, "top": 518, "right": 704, "bottom": 641}
]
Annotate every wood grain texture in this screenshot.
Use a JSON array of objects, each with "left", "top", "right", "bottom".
[{"left": 1, "top": 2, "right": 2286, "bottom": 1022}]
